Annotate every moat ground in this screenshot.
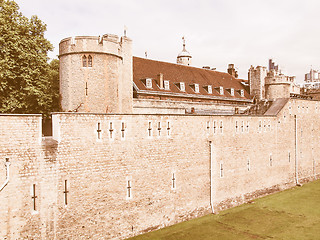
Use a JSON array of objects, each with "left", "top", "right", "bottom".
[{"left": 130, "top": 180, "right": 320, "bottom": 240}]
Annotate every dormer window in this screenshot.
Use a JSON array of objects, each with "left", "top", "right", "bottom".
[
  {"left": 146, "top": 78, "right": 152, "bottom": 88},
  {"left": 207, "top": 85, "right": 212, "bottom": 94},
  {"left": 164, "top": 80, "right": 170, "bottom": 90},
  {"left": 240, "top": 89, "right": 244, "bottom": 97},
  {"left": 180, "top": 82, "right": 185, "bottom": 91},
  {"left": 194, "top": 84, "right": 199, "bottom": 93},
  {"left": 219, "top": 86, "right": 224, "bottom": 95},
  {"left": 230, "top": 88, "right": 234, "bottom": 96}
]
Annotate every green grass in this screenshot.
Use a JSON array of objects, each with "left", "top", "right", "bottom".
[{"left": 129, "top": 180, "right": 320, "bottom": 240}]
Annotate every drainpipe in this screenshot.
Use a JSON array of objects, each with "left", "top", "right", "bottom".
[
  {"left": 294, "top": 115, "right": 299, "bottom": 185},
  {"left": 0, "top": 158, "right": 10, "bottom": 192},
  {"left": 209, "top": 141, "right": 215, "bottom": 214}
]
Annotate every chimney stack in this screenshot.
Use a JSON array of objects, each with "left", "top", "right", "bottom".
[
  {"left": 227, "top": 64, "right": 238, "bottom": 78},
  {"left": 157, "top": 73, "right": 164, "bottom": 89}
]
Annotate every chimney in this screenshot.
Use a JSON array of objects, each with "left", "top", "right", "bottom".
[
  {"left": 227, "top": 64, "right": 238, "bottom": 78},
  {"left": 157, "top": 73, "right": 164, "bottom": 89}
]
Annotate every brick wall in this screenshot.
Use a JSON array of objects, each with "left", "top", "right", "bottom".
[{"left": 1, "top": 99, "right": 319, "bottom": 239}]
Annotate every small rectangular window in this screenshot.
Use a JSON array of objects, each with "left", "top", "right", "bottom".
[
  {"left": 148, "top": 121, "right": 153, "bottom": 137},
  {"left": 246, "top": 121, "right": 249, "bottom": 133},
  {"left": 220, "top": 162, "right": 224, "bottom": 178},
  {"left": 288, "top": 151, "right": 291, "bottom": 162},
  {"left": 206, "top": 121, "right": 210, "bottom": 132},
  {"left": 247, "top": 159, "right": 250, "bottom": 171},
  {"left": 219, "top": 121, "right": 223, "bottom": 134},
  {"left": 240, "top": 89, "right": 244, "bottom": 97},
  {"left": 164, "top": 80, "right": 170, "bottom": 90},
  {"left": 213, "top": 121, "right": 217, "bottom": 134},
  {"left": 241, "top": 121, "right": 244, "bottom": 133},
  {"left": 146, "top": 78, "right": 152, "bottom": 88},
  {"left": 97, "top": 122, "right": 102, "bottom": 140},
  {"left": 127, "top": 180, "right": 132, "bottom": 199},
  {"left": 109, "top": 122, "right": 114, "bottom": 140},
  {"left": 230, "top": 88, "right": 234, "bottom": 96},
  {"left": 258, "top": 120, "right": 262, "bottom": 132},
  {"left": 194, "top": 84, "right": 199, "bottom": 93},
  {"left": 171, "top": 172, "right": 176, "bottom": 190},
  {"left": 180, "top": 82, "right": 185, "bottom": 91},
  {"left": 166, "top": 121, "right": 171, "bottom": 137},
  {"left": 219, "top": 86, "right": 224, "bottom": 95},
  {"left": 121, "top": 121, "right": 126, "bottom": 139},
  {"left": 208, "top": 85, "right": 212, "bottom": 94},
  {"left": 235, "top": 121, "right": 238, "bottom": 133},
  {"left": 157, "top": 121, "right": 161, "bottom": 137}
]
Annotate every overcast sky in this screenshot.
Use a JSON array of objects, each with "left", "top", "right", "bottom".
[{"left": 14, "top": 0, "right": 320, "bottom": 82}]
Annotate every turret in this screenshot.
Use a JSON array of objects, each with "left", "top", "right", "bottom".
[
  {"left": 176, "top": 37, "right": 192, "bottom": 66},
  {"left": 59, "top": 34, "right": 133, "bottom": 113},
  {"left": 248, "top": 65, "right": 267, "bottom": 100}
]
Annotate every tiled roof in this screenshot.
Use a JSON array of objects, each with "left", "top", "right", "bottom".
[{"left": 133, "top": 57, "right": 251, "bottom": 100}]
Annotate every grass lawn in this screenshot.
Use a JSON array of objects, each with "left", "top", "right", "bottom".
[{"left": 129, "top": 180, "right": 320, "bottom": 240}]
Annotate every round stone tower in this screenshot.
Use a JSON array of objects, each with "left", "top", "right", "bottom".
[
  {"left": 59, "top": 34, "right": 133, "bottom": 113},
  {"left": 176, "top": 37, "right": 192, "bottom": 66}
]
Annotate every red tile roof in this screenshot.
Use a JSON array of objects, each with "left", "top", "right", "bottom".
[{"left": 133, "top": 57, "right": 251, "bottom": 101}]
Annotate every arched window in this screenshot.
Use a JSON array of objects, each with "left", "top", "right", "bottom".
[
  {"left": 88, "top": 55, "right": 92, "bottom": 67},
  {"left": 82, "top": 55, "right": 87, "bottom": 67}
]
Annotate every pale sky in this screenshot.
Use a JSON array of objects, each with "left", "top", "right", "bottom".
[{"left": 14, "top": 0, "right": 320, "bottom": 82}]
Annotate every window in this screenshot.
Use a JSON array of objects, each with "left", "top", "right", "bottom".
[
  {"left": 121, "top": 121, "right": 126, "bottom": 139},
  {"left": 230, "top": 88, "right": 234, "bottom": 96},
  {"left": 82, "top": 55, "right": 87, "bottom": 67},
  {"left": 194, "top": 84, "right": 199, "bottom": 93},
  {"left": 146, "top": 78, "right": 152, "bottom": 88},
  {"left": 247, "top": 159, "right": 250, "bottom": 171},
  {"left": 126, "top": 180, "right": 132, "bottom": 199},
  {"left": 220, "top": 162, "right": 224, "bottom": 178},
  {"left": 246, "top": 121, "right": 249, "bottom": 133},
  {"left": 258, "top": 120, "right": 262, "bottom": 132},
  {"left": 171, "top": 172, "right": 176, "bottom": 190},
  {"left": 64, "top": 180, "right": 69, "bottom": 205},
  {"left": 235, "top": 121, "right": 238, "bottom": 133},
  {"left": 164, "top": 81, "right": 170, "bottom": 90},
  {"left": 219, "top": 86, "right": 224, "bottom": 95},
  {"left": 97, "top": 122, "right": 102, "bottom": 140},
  {"left": 219, "top": 121, "right": 223, "bottom": 133},
  {"left": 82, "top": 55, "right": 93, "bottom": 67},
  {"left": 180, "top": 82, "right": 185, "bottom": 91},
  {"left": 206, "top": 121, "right": 210, "bottom": 132},
  {"left": 213, "top": 121, "right": 217, "bottom": 134},
  {"left": 288, "top": 151, "right": 291, "bottom": 163},
  {"left": 157, "top": 121, "right": 161, "bottom": 137},
  {"left": 241, "top": 121, "right": 244, "bottom": 133},
  {"left": 85, "top": 82, "right": 88, "bottom": 96},
  {"left": 109, "top": 122, "right": 114, "bottom": 140},
  {"left": 31, "top": 184, "right": 37, "bottom": 211},
  {"left": 88, "top": 55, "right": 92, "bottom": 67},
  {"left": 166, "top": 121, "right": 171, "bottom": 136},
  {"left": 208, "top": 85, "right": 212, "bottom": 94},
  {"left": 240, "top": 89, "right": 244, "bottom": 97},
  {"left": 148, "top": 121, "right": 152, "bottom": 137}
]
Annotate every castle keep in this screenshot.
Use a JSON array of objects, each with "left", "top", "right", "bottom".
[{"left": 0, "top": 33, "right": 318, "bottom": 239}]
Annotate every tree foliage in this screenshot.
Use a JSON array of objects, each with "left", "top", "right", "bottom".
[{"left": 0, "top": 0, "right": 59, "bottom": 116}]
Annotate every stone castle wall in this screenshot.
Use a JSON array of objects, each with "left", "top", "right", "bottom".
[{"left": 0, "top": 99, "right": 319, "bottom": 239}]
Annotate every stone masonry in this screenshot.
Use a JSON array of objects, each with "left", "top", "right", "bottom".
[{"left": 0, "top": 98, "right": 319, "bottom": 239}]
